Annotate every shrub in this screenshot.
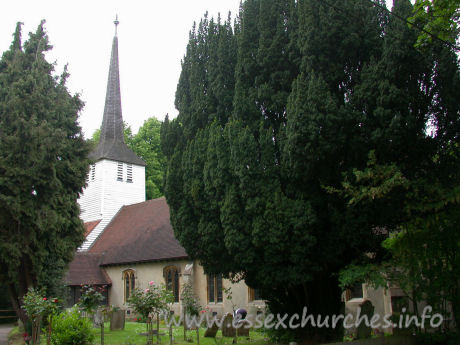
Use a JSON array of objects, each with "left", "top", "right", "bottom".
[
  {"left": 133, "top": 315, "right": 146, "bottom": 323},
  {"left": 51, "top": 307, "right": 95, "bottom": 345},
  {"left": 22, "top": 288, "right": 61, "bottom": 345},
  {"left": 78, "top": 285, "right": 106, "bottom": 314},
  {"left": 127, "top": 282, "right": 173, "bottom": 345}
]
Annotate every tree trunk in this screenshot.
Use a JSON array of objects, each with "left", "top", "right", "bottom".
[
  {"left": 7, "top": 258, "right": 36, "bottom": 326},
  {"left": 267, "top": 274, "right": 343, "bottom": 344},
  {"left": 7, "top": 282, "right": 28, "bottom": 325},
  {"left": 31, "top": 317, "right": 41, "bottom": 345},
  {"left": 451, "top": 291, "right": 459, "bottom": 332},
  {"left": 47, "top": 316, "right": 52, "bottom": 345},
  {"left": 156, "top": 313, "right": 160, "bottom": 344}
]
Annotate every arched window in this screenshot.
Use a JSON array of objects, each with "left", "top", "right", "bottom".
[
  {"left": 164, "top": 266, "right": 179, "bottom": 303},
  {"left": 207, "top": 275, "right": 223, "bottom": 303},
  {"left": 123, "top": 269, "right": 135, "bottom": 303}
]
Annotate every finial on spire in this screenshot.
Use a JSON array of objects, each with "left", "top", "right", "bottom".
[{"left": 114, "top": 15, "right": 119, "bottom": 36}]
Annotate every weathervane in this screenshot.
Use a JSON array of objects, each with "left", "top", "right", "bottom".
[{"left": 114, "top": 15, "right": 119, "bottom": 36}]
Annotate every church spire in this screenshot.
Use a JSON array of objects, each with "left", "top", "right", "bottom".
[
  {"left": 100, "top": 18, "right": 123, "bottom": 144},
  {"left": 89, "top": 17, "right": 145, "bottom": 166}
]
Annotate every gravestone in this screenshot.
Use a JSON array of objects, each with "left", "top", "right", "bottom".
[
  {"left": 236, "top": 320, "right": 250, "bottom": 337},
  {"left": 221, "top": 313, "right": 236, "bottom": 337},
  {"left": 110, "top": 309, "right": 125, "bottom": 330},
  {"left": 93, "top": 310, "right": 103, "bottom": 328},
  {"left": 204, "top": 323, "right": 219, "bottom": 338},
  {"left": 356, "top": 300, "right": 374, "bottom": 339}
]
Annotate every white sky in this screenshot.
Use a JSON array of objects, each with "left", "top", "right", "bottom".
[{"left": 1, "top": 0, "right": 394, "bottom": 138}]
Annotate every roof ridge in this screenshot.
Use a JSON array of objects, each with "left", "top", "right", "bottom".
[
  {"left": 87, "top": 205, "right": 125, "bottom": 252},
  {"left": 75, "top": 252, "right": 104, "bottom": 256},
  {"left": 121, "top": 196, "right": 166, "bottom": 209},
  {"left": 88, "top": 197, "right": 187, "bottom": 265}
]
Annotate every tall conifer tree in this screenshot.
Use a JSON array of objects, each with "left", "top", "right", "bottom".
[
  {"left": 163, "top": 0, "right": 459, "bottom": 340},
  {"left": 0, "top": 22, "right": 90, "bottom": 323}
]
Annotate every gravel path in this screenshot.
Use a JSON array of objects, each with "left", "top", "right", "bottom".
[{"left": 0, "top": 324, "right": 14, "bottom": 345}]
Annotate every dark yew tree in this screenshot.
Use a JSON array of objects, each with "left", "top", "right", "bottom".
[
  {"left": 163, "top": 0, "right": 459, "bottom": 341},
  {"left": 0, "top": 22, "right": 90, "bottom": 323}
]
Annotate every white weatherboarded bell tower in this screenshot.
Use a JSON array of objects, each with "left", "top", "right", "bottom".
[{"left": 78, "top": 18, "right": 146, "bottom": 251}]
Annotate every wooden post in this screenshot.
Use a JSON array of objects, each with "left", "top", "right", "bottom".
[
  {"left": 46, "top": 316, "right": 52, "bottom": 345},
  {"left": 156, "top": 313, "right": 160, "bottom": 344},
  {"left": 183, "top": 307, "right": 186, "bottom": 340},
  {"left": 147, "top": 317, "right": 153, "bottom": 345},
  {"left": 32, "top": 318, "right": 41, "bottom": 345},
  {"left": 169, "top": 319, "right": 173, "bottom": 345}
]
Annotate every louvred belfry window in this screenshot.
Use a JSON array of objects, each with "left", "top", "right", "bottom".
[
  {"left": 117, "top": 162, "right": 123, "bottom": 181},
  {"left": 127, "top": 164, "right": 133, "bottom": 183},
  {"left": 91, "top": 164, "right": 96, "bottom": 181}
]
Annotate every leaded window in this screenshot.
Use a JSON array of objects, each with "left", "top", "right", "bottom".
[
  {"left": 164, "top": 266, "right": 180, "bottom": 303},
  {"left": 123, "top": 269, "right": 135, "bottom": 303},
  {"left": 207, "top": 275, "right": 222, "bottom": 303}
]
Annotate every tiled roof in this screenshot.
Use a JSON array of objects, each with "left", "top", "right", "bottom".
[
  {"left": 89, "top": 197, "right": 188, "bottom": 266},
  {"left": 84, "top": 220, "right": 101, "bottom": 238},
  {"left": 66, "top": 253, "right": 112, "bottom": 286}
]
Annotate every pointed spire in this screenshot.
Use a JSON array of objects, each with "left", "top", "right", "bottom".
[
  {"left": 100, "top": 30, "right": 123, "bottom": 143},
  {"left": 89, "top": 18, "right": 145, "bottom": 166}
]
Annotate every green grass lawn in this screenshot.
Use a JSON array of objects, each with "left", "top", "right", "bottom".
[
  {"left": 8, "top": 321, "right": 271, "bottom": 345},
  {"left": 91, "top": 322, "right": 271, "bottom": 345}
]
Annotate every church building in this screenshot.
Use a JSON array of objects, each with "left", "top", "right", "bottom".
[
  {"left": 66, "top": 20, "right": 264, "bottom": 318},
  {"left": 67, "top": 20, "right": 412, "bottom": 335}
]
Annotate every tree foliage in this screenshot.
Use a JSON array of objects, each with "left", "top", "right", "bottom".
[
  {"left": 162, "top": 0, "right": 459, "bottom": 341},
  {"left": 50, "top": 307, "right": 95, "bottom": 345},
  {"left": 181, "top": 281, "right": 201, "bottom": 317},
  {"left": 337, "top": 0, "right": 460, "bottom": 331},
  {"left": 77, "top": 284, "right": 105, "bottom": 314},
  {"left": 22, "top": 288, "right": 61, "bottom": 345},
  {"left": 89, "top": 122, "right": 133, "bottom": 149},
  {"left": 0, "top": 21, "right": 90, "bottom": 323},
  {"left": 127, "top": 282, "right": 174, "bottom": 345},
  {"left": 409, "top": 0, "right": 460, "bottom": 49},
  {"left": 130, "top": 117, "right": 166, "bottom": 199}
]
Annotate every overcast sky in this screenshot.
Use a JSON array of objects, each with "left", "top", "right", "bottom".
[{"left": 1, "top": 0, "right": 395, "bottom": 138}]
